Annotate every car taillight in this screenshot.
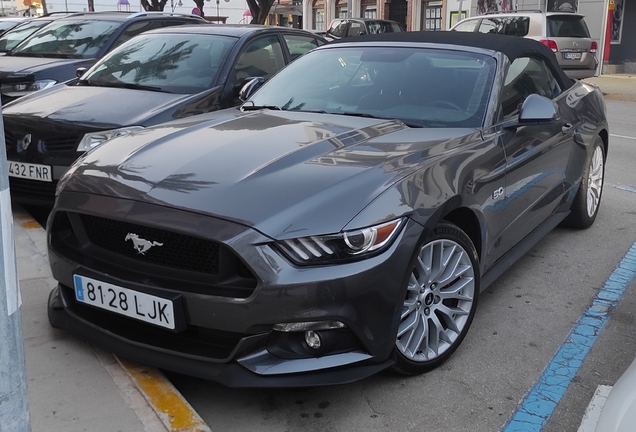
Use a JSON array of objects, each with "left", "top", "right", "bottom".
[
  {"left": 590, "top": 41, "right": 598, "bottom": 53},
  {"left": 540, "top": 39, "right": 558, "bottom": 53}
]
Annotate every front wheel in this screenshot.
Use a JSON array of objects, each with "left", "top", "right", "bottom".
[
  {"left": 562, "top": 136, "right": 605, "bottom": 229},
  {"left": 393, "top": 222, "right": 480, "bottom": 375}
]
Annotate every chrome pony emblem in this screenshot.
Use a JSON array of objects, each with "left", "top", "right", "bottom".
[
  {"left": 18, "top": 134, "right": 32, "bottom": 152},
  {"left": 125, "top": 233, "right": 163, "bottom": 255}
]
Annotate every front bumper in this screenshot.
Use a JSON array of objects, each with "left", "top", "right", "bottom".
[
  {"left": 47, "top": 193, "right": 424, "bottom": 387},
  {"left": 48, "top": 287, "right": 394, "bottom": 387}
]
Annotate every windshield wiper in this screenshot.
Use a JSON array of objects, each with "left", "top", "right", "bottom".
[
  {"left": 241, "top": 105, "right": 282, "bottom": 111},
  {"left": 340, "top": 111, "right": 423, "bottom": 128},
  {"left": 78, "top": 79, "right": 105, "bottom": 87},
  {"left": 84, "top": 81, "right": 171, "bottom": 93},
  {"left": 11, "top": 52, "right": 82, "bottom": 59},
  {"left": 339, "top": 111, "right": 379, "bottom": 119},
  {"left": 119, "top": 82, "right": 171, "bottom": 93}
]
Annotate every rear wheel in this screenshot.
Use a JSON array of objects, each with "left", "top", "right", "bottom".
[
  {"left": 393, "top": 222, "right": 479, "bottom": 375},
  {"left": 562, "top": 136, "right": 605, "bottom": 229}
]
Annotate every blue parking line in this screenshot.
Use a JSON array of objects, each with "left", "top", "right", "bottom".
[{"left": 503, "top": 241, "right": 636, "bottom": 431}]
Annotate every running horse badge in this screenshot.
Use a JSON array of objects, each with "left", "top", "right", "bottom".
[{"left": 125, "top": 233, "right": 163, "bottom": 255}]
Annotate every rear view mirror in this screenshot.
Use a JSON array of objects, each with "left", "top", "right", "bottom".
[{"left": 239, "top": 77, "right": 265, "bottom": 102}]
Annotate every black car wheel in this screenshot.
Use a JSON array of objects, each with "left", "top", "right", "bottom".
[
  {"left": 393, "top": 222, "right": 479, "bottom": 375},
  {"left": 562, "top": 135, "right": 605, "bottom": 229}
]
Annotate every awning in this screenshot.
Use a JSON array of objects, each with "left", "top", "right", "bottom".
[{"left": 269, "top": 4, "right": 303, "bottom": 15}]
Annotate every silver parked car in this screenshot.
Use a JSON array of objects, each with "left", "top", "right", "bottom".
[{"left": 451, "top": 11, "right": 598, "bottom": 79}]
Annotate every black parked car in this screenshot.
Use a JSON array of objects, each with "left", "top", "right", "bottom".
[
  {"left": 0, "top": 11, "right": 206, "bottom": 105},
  {"left": 4, "top": 24, "right": 325, "bottom": 206},
  {"left": 0, "top": 12, "right": 78, "bottom": 56},
  {"left": 324, "top": 18, "right": 404, "bottom": 41},
  {"left": 47, "top": 32, "right": 607, "bottom": 387}
]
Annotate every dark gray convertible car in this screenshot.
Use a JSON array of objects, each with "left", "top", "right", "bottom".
[{"left": 47, "top": 31, "right": 608, "bottom": 387}]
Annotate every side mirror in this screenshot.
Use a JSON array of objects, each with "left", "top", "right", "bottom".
[
  {"left": 504, "top": 94, "right": 558, "bottom": 129},
  {"left": 239, "top": 77, "right": 265, "bottom": 102},
  {"left": 76, "top": 67, "right": 87, "bottom": 78}
]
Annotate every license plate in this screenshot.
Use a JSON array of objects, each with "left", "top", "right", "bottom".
[
  {"left": 563, "top": 52, "right": 582, "bottom": 60},
  {"left": 7, "top": 161, "right": 52, "bottom": 182},
  {"left": 73, "top": 274, "right": 176, "bottom": 330}
]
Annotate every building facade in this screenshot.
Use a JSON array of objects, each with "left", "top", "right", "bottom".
[
  {"left": 12, "top": 0, "right": 633, "bottom": 72},
  {"left": 302, "top": 0, "right": 633, "bottom": 74}
]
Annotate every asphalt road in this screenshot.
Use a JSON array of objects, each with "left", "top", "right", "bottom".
[{"left": 163, "top": 99, "right": 636, "bottom": 432}]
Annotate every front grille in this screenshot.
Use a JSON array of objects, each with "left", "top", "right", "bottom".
[
  {"left": 80, "top": 214, "right": 221, "bottom": 274},
  {"left": 4, "top": 129, "right": 17, "bottom": 149},
  {"left": 8, "top": 177, "right": 58, "bottom": 205},
  {"left": 42, "top": 136, "right": 81, "bottom": 153},
  {"left": 4, "top": 125, "right": 81, "bottom": 154},
  {"left": 51, "top": 211, "right": 258, "bottom": 298}
]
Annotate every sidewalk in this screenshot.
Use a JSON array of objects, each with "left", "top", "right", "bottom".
[
  {"left": 585, "top": 74, "right": 636, "bottom": 102},
  {"left": 12, "top": 204, "right": 210, "bottom": 432}
]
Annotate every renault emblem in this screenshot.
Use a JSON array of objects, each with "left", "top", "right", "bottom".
[
  {"left": 125, "top": 233, "right": 163, "bottom": 255},
  {"left": 18, "top": 134, "right": 32, "bottom": 152}
]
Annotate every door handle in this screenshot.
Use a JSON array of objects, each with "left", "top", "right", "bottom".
[{"left": 561, "top": 123, "right": 573, "bottom": 134}]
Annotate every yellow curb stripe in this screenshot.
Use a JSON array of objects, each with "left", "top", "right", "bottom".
[
  {"left": 117, "top": 357, "right": 211, "bottom": 432},
  {"left": 14, "top": 213, "right": 42, "bottom": 230}
]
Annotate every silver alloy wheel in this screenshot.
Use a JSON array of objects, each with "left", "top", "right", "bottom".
[
  {"left": 586, "top": 145, "right": 604, "bottom": 218},
  {"left": 397, "top": 239, "right": 475, "bottom": 362}
]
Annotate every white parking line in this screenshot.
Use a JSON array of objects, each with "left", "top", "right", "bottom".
[
  {"left": 578, "top": 385, "right": 612, "bottom": 432},
  {"left": 610, "top": 133, "right": 636, "bottom": 140}
]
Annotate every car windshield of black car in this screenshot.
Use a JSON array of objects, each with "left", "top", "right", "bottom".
[
  {"left": 0, "top": 19, "right": 50, "bottom": 52},
  {"left": 11, "top": 19, "right": 120, "bottom": 58},
  {"left": 81, "top": 33, "right": 236, "bottom": 94},
  {"left": 248, "top": 46, "right": 496, "bottom": 128}
]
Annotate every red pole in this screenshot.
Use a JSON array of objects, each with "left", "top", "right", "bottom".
[{"left": 603, "top": 0, "right": 614, "bottom": 63}]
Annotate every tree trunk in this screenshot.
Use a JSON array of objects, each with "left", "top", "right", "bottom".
[
  {"left": 246, "top": 0, "right": 275, "bottom": 24},
  {"left": 140, "top": 0, "right": 168, "bottom": 11}
]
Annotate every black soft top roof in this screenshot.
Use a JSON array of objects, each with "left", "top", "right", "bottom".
[{"left": 331, "top": 31, "right": 573, "bottom": 89}]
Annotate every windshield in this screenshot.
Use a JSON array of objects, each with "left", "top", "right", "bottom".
[
  {"left": 0, "top": 20, "right": 21, "bottom": 33},
  {"left": 367, "top": 21, "right": 404, "bottom": 33},
  {"left": 11, "top": 19, "right": 121, "bottom": 58},
  {"left": 547, "top": 15, "right": 591, "bottom": 38},
  {"left": 0, "top": 19, "right": 51, "bottom": 52},
  {"left": 82, "top": 33, "right": 237, "bottom": 94},
  {"left": 249, "top": 47, "right": 495, "bottom": 128}
]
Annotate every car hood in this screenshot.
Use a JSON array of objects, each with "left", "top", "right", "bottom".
[
  {"left": 64, "top": 110, "right": 476, "bottom": 238},
  {"left": 0, "top": 55, "right": 89, "bottom": 77},
  {"left": 3, "top": 85, "right": 193, "bottom": 128}
]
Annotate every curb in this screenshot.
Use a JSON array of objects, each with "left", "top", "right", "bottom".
[
  {"left": 14, "top": 205, "right": 210, "bottom": 432},
  {"left": 602, "top": 93, "right": 636, "bottom": 102}
]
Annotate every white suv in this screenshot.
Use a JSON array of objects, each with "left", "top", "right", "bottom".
[{"left": 450, "top": 11, "right": 598, "bottom": 79}]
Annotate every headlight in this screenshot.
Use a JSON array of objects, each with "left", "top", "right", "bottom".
[
  {"left": 76, "top": 126, "right": 144, "bottom": 152},
  {"left": 275, "top": 218, "right": 403, "bottom": 265},
  {"left": 1, "top": 79, "right": 56, "bottom": 97}
]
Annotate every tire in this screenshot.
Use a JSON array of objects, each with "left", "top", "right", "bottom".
[
  {"left": 392, "top": 221, "right": 480, "bottom": 375},
  {"left": 562, "top": 136, "right": 605, "bottom": 229}
]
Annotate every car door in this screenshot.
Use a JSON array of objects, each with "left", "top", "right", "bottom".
[
  {"left": 228, "top": 34, "right": 287, "bottom": 105},
  {"left": 280, "top": 33, "right": 322, "bottom": 61},
  {"left": 494, "top": 56, "right": 574, "bottom": 256}
]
